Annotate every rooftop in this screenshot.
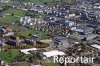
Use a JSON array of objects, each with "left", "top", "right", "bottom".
[
  {"left": 43, "top": 50, "right": 65, "bottom": 57},
  {"left": 20, "top": 48, "right": 37, "bottom": 54}
]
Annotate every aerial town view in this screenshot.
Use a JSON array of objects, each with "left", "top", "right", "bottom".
[{"left": 0, "top": 0, "right": 100, "bottom": 66}]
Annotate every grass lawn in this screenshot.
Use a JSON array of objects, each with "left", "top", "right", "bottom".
[
  {"left": 0, "top": 49, "right": 20, "bottom": 63},
  {"left": 0, "top": 9, "right": 25, "bottom": 24},
  {"left": 2, "top": 9, "right": 25, "bottom": 16},
  {"left": 8, "top": 25, "right": 50, "bottom": 39},
  {"left": 43, "top": 62, "right": 60, "bottom": 66},
  {"left": 0, "top": 16, "right": 18, "bottom": 23},
  {"left": 0, "top": 2, "right": 12, "bottom": 7},
  {"left": 17, "top": 29, "right": 50, "bottom": 39},
  {"left": 10, "top": 62, "right": 30, "bottom": 66}
]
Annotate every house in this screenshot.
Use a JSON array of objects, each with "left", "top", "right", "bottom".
[
  {"left": 44, "top": 5, "right": 70, "bottom": 18},
  {"left": 61, "top": 4, "right": 70, "bottom": 10},
  {"left": 20, "top": 16, "right": 34, "bottom": 26},
  {"left": 0, "top": 42, "right": 5, "bottom": 46},
  {"left": 96, "top": 28, "right": 100, "bottom": 34},
  {"left": 71, "top": 26, "right": 93, "bottom": 35},
  {"left": 32, "top": 35, "right": 40, "bottom": 39},
  {"left": 0, "top": 14, "right": 4, "bottom": 18},
  {"left": 80, "top": 11, "right": 89, "bottom": 20},
  {"left": 46, "top": 22, "right": 56, "bottom": 26},
  {"left": 56, "top": 20, "right": 75, "bottom": 27},
  {"left": 5, "top": 36, "right": 21, "bottom": 46},
  {"left": 94, "top": 3, "right": 100, "bottom": 9},
  {"left": 0, "top": 60, "right": 4, "bottom": 65},
  {"left": 29, "top": 5, "right": 44, "bottom": 13},
  {"left": 7, "top": 35, "right": 16, "bottom": 41},
  {"left": 53, "top": 10, "right": 68, "bottom": 18},
  {"left": 43, "top": 16, "right": 54, "bottom": 21},
  {"left": 68, "top": 13, "right": 75, "bottom": 18},
  {"left": 23, "top": 39, "right": 36, "bottom": 45},
  {"left": 44, "top": 9, "right": 53, "bottom": 15},
  {"left": 88, "top": 11, "right": 100, "bottom": 20},
  {"left": 78, "top": 3, "right": 87, "bottom": 9},
  {"left": 0, "top": 7, "right": 3, "bottom": 11},
  {"left": 40, "top": 39, "right": 52, "bottom": 44},
  {"left": 0, "top": 40, "right": 6, "bottom": 46},
  {"left": 5, "top": 41, "right": 16, "bottom": 46},
  {"left": 0, "top": 28, "right": 6, "bottom": 33},
  {"left": 78, "top": 2, "right": 92, "bottom": 10},
  {"left": 3, "top": 32, "right": 14, "bottom": 37}
]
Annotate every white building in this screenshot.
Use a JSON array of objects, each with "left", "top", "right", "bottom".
[
  {"left": 91, "top": 44, "right": 100, "bottom": 50},
  {"left": 20, "top": 48, "right": 37, "bottom": 55},
  {"left": 65, "top": 20, "right": 75, "bottom": 27},
  {"left": 94, "top": 3, "right": 100, "bottom": 9},
  {"left": 20, "top": 16, "right": 34, "bottom": 26},
  {"left": 42, "top": 50, "right": 65, "bottom": 58},
  {"left": 3, "top": 32, "right": 14, "bottom": 37}
]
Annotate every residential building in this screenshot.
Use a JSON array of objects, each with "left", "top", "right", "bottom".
[{"left": 20, "top": 16, "right": 34, "bottom": 26}]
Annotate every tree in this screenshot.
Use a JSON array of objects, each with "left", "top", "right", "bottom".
[{"left": 11, "top": 13, "right": 15, "bottom": 16}]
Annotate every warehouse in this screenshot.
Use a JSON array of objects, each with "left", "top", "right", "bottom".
[
  {"left": 20, "top": 48, "right": 37, "bottom": 54},
  {"left": 42, "top": 50, "right": 65, "bottom": 58}
]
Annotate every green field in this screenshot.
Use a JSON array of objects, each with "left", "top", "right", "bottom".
[
  {"left": 10, "top": 62, "right": 60, "bottom": 66},
  {"left": 0, "top": 16, "right": 18, "bottom": 23},
  {"left": 17, "top": 29, "right": 50, "bottom": 39},
  {"left": 10, "top": 62, "right": 31, "bottom": 66},
  {"left": 0, "top": 3, "right": 12, "bottom": 7},
  {"left": 0, "top": 9, "right": 25, "bottom": 23},
  {"left": 43, "top": 62, "right": 60, "bottom": 66},
  {"left": 0, "top": 50, "right": 32, "bottom": 66},
  {"left": 0, "top": 49, "right": 20, "bottom": 63},
  {"left": 2, "top": 9, "right": 25, "bottom": 16},
  {"left": 8, "top": 26, "right": 50, "bottom": 39},
  {"left": 0, "top": 50, "right": 60, "bottom": 66}
]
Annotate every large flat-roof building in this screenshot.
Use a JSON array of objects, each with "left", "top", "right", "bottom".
[
  {"left": 20, "top": 48, "right": 37, "bottom": 55},
  {"left": 53, "top": 36, "right": 69, "bottom": 48},
  {"left": 42, "top": 50, "right": 65, "bottom": 59}
]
